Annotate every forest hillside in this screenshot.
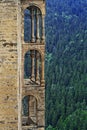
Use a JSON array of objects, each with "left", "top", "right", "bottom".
[{"left": 45, "top": 0, "right": 87, "bottom": 129}]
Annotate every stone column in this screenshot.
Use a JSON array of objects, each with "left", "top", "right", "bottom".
[
  {"left": 36, "top": 9, "right": 40, "bottom": 43},
  {"left": 42, "top": 15, "right": 45, "bottom": 43},
  {"left": 30, "top": 50, "right": 35, "bottom": 81},
  {"left": 31, "top": 8, "right": 35, "bottom": 42},
  {"left": 41, "top": 57, "right": 45, "bottom": 86},
  {"left": 36, "top": 52, "right": 40, "bottom": 84},
  {"left": 22, "top": 10, "right": 24, "bottom": 42},
  {"left": 22, "top": 103, "right": 24, "bottom": 116}
]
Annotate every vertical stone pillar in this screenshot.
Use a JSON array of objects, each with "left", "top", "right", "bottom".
[
  {"left": 22, "top": 53, "right": 24, "bottom": 85},
  {"left": 36, "top": 9, "right": 40, "bottom": 43},
  {"left": 31, "top": 8, "right": 35, "bottom": 42},
  {"left": 29, "top": 96, "right": 37, "bottom": 123},
  {"left": 22, "top": 9, "right": 24, "bottom": 42},
  {"left": 30, "top": 50, "right": 35, "bottom": 81},
  {"left": 36, "top": 51, "right": 40, "bottom": 83},
  {"left": 42, "top": 15, "right": 45, "bottom": 43},
  {"left": 22, "top": 103, "right": 24, "bottom": 116},
  {"left": 41, "top": 57, "right": 45, "bottom": 86}
]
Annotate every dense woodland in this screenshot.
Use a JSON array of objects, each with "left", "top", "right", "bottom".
[
  {"left": 24, "top": 0, "right": 87, "bottom": 129},
  {"left": 45, "top": 0, "right": 87, "bottom": 129}
]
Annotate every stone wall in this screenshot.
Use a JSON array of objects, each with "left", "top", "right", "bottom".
[
  {"left": 0, "top": 0, "right": 18, "bottom": 129},
  {"left": 0, "top": 0, "right": 45, "bottom": 129},
  {"left": 21, "top": 0, "right": 46, "bottom": 129}
]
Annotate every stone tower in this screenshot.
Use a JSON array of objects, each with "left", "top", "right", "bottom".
[{"left": 0, "top": 0, "right": 45, "bottom": 130}]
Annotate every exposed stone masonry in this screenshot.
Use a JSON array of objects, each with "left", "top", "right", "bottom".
[
  {"left": 0, "top": 0, "right": 45, "bottom": 130},
  {"left": 0, "top": 1, "right": 18, "bottom": 130},
  {"left": 21, "top": 1, "right": 46, "bottom": 130}
]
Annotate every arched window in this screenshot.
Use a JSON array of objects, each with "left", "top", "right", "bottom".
[
  {"left": 24, "top": 50, "right": 41, "bottom": 84},
  {"left": 22, "top": 95, "right": 37, "bottom": 126},
  {"left": 24, "top": 6, "right": 42, "bottom": 43}
]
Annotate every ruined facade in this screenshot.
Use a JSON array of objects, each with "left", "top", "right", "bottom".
[{"left": 0, "top": 0, "right": 45, "bottom": 130}]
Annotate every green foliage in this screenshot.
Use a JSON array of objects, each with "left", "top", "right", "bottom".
[
  {"left": 45, "top": 0, "right": 87, "bottom": 129},
  {"left": 46, "top": 125, "right": 57, "bottom": 130},
  {"left": 57, "top": 110, "right": 87, "bottom": 130}
]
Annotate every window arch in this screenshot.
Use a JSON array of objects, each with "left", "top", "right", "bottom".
[
  {"left": 24, "top": 6, "right": 42, "bottom": 43},
  {"left": 24, "top": 50, "right": 41, "bottom": 84},
  {"left": 22, "top": 95, "right": 37, "bottom": 126}
]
